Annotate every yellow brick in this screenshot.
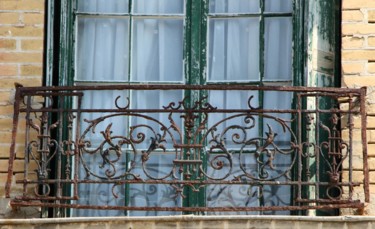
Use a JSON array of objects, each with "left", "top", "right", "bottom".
[
  {"left": 368, "top": 116, "right": 375, "bottom": 129},
  {"left": 0, "top": 105, "right": 13, "bottom": 116},
  {"left": 342, "top": 10, "right": 364, "bottom": 22},
  {"left": 343, "top": 0, "right": 375, "bottom": 9},
  {"left": 0, "top": 38, "right": 16, "bottom": 50},
  {"left": 21, "top": 39, "right": 43, "bottom": 51},
  {"left": 342, "top": 50, "right": 375, "bottom": 61},
  {"left": 342, "top": 36, "right": 364, "bottom": 49},
  {"left": 23, "top": 13, "right": 44, "bottom": 25},
  {"left": 368, "top": 63, "right": 375, "bottom": 74},
  {"left": 0, "top": 77, "right": 42, "bottom": 89},
  {"left": 369, "top": 10, "right": 375, "bottom": 23},
  {"left": 0, "top": 12, "right": 20, "bottom": 24},
  {"left": 369, "top": 37, "right": 375, "bottom": 47},
  {"left": 342, "top": 24, "right": 375, "bottom": 35},
  {"left": 342, "top": 170, "right": 364, "bottom": 183},
  {"left": 0, "top": 52, "right": 43, "bottom": 63},
  {"left": 0, "top": 118, "right": 13, "bottom": 132},
  {"left": 0, "top": 91, "right": 12, "bottom": 104},
  {"left": 342, "top": 76, "right": 375, "bottom": 87},
  {"left": 0, "top": 0, "right": 45, "bottom": 11},
  {"left": 370, "top": 172, "right": 375, "bottom": 184},
  {"left": 0, "top": 26, "right": 43, "bottom": 37},
  {"left": 14, "top": 172, "right": 38, "bottom": 182},
  {"left": 368, "top": 144, "right": 375, "bottom": 157},
  {"left": 0, "top": 65, "right": 17, "bottom": 76},
  {"left": 368, "top": 104, "right": 375, "bottom": 114},
  {"left": 0, "top": 159, "right": 23, "bottom": 172},
  {"left": 342, "top": 62, "right": 364, "bottom": 74},
  {"left": 0, "top": 132, "right": 26, "bottom": 145},
  {"left": 20, "top": 64, "right": 42, "bottom": 76},
  {"left": 0, "top": 144, "right": 12, "bottom": 158}
]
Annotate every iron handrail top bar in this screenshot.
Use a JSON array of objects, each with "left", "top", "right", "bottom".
[{"left": 17, "top": 84, "right": 366, "bottom": 94}]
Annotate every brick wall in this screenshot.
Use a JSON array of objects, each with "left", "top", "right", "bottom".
[
  {"left": 0, "top": 0, "right": 44, "bottom": 215},
  {"left": 1, "top": 0, "right": 375, "bottom": 218},
  {"left": 342, "top": 0, "right": 375, "bottom": 215}
]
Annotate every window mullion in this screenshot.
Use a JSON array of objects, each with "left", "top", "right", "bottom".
[{"left": 259, "top": 0, "right": 266, "bottom": 211}]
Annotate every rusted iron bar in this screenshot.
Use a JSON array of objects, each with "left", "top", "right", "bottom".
[
  {"left": 15, "top": 179, "right": 361, "bottom": 186},
  {"left": 17, "top": 84, "right": 365, "bottom": 94},
  {"left": 361, "top": 87, "right": 369, "bottom": 202},
  {"left": 6, "top": 84, "right": 368, "bottom": 213},
  {"left": 10, "top": 201, "right": 364, "bottom": 212},
  {"left": 5, "top": 83, "right": 22, "bottom": 198}
]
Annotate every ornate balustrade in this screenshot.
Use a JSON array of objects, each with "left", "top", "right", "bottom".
[{"left": 5, "top": 84, "right": 368, "bottom": 215}]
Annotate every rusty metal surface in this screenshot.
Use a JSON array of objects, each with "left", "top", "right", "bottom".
[{"left": 6, "top": 84, "right": 368, "bottom": 214}]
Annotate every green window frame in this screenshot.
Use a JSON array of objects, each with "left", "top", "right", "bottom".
[{"left": 44, "top": 0, "right": 341, "bottom": 216}]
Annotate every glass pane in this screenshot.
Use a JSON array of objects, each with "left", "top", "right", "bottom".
[
  {"left": 263, "top": 91, "right": 292, "bottom": 147},
  {"left": 129, "top": 152, "right": 181, "bottom": 216},
  {"left": 130, "top": 90, "right": 183, "bottom": 149},
  {"left": 208, "top": 18, "right": 259, "bottom": 82},
  {"left": 133, "top": 0, "right": 184, "bottom": 14},
  {"left": 207, "top": 155, "right": 260, "bottom": 215},
  {"left": 80, "top": 90, "right": 129, "bottom": 148},
  {"left": 77, "top": 0, "right": 129, "bottom": 13},
  {"left": 76, "top": 17, "right": 129, "bottom": 81},
  {"left": 209, "top": 0, "right": 260, "bottom": 13},
  {"left": 132, "top": 19, "right": 184, "bottom": 82},
  {"left": 207, "top": 90, "right": 259, "bottom": 149},
  {"left": 265, "top": 0, "right": 293, "bottom": 13},
  {"left": 264, "top": 17, "right": 292, "bottom": 81}
]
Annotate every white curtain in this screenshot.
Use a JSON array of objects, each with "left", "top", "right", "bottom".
[
  {"left": 74, "top": 0, "right": 184, "bottom": 217},
  {"left": 208, "top": 0, "right": 260, "bottom": 81},
  {"left": 207, "top": 0, "right": 293, "bottom": 214},
  {"left": 74, "top": 0, "right": 293, "bottom": 216}
]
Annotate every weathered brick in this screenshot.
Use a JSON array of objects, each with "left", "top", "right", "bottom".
[
  {"left": 342, "top": 62, "right": 365, "bottom": 74},
  {"left": 0, "top": 77, "right": 42, "bottom": 89},
  {"left": 0, "top": 52, "right": 43, "bottom": 63},
  {"left": 0, "top": 64, "right": 17, "bottom": 76},
  {"left": 0, "top": 132, "right": 26, "bottom": 145},
  {"left": 23, "top": 13, "right": 44, "bottom": 25},
  {"left": 342, "top": 36, "right": 364, "bottom": 49},
  {"left": 342, "top": 170, "right": 364, "bottom": 183},
  {"left": 0, "top": 91, "right": 12, "bottom": 104},
  {"left": 369, "top": 116, "right": 375, "bottom": 129},
  {"left": 369, "top": 37, "right": 375, "bottom": 47},
  {"left": 342, "top": 50, "right": 375, "bottom": 61},
  {"left": 342, "top": 24, "right": 375, "bottom": 35},
  {"left": 0, "top": 38, "right": 16, "bottom": 50},
  {"left": 342, "top": 10, "right": 364, "bottom": 22},
  {"left": 0, "top": 0, "right": 45, "bottom": 11},
  {"left": 342, "top": 76, "right": 375, "bottom": 87},
  {"left": 343, "top": 0, "right": 375, "bottom": 9},
  {"left": 0, "top": 105, "right": 13, "bottom": 116},
  {"left": 369, "top": 10, "right": 375, "bottom": 23},
  {"left": 21, "top": 39, "right": 43, "bottom": 51},
  {"left": 20, "top": 64, "right": 42, "bottom": 76},
  {"left": 0, "top": 159, "right": 22, "bottom": 172},
  {"left": 14, "top": 172, "right": 37, "bottom": 181},
  {"left": 370, "top": 171, "right": 375, "bottom": 184},
  {"left": 368, "top": 63, "right": 375, "bottom": 74},
  {"left": 0, "top": 12, "right": 20, "bottom": 24},
  {"left": 0, "top": 26, "right": 43, "bottom": 37},
  {"left": 0, "top": 173, "right": 7, "bottom": 186}
]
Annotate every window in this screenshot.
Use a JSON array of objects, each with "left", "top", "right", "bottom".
[
  {"left": 47, "top": 0, "right": 295, "bottom": 217},
  {"left": 62, "top": 0, "right": 295, "bottom": 217},
  {"left": 5, "top": 0, "right": 352, "bottom": 218}
]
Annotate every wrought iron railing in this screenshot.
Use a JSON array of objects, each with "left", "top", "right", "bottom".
[{"left": 6, "top": 84, "right": 368, "bottom": 214}]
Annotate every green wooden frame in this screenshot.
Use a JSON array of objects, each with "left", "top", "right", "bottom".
[{"left": 44, "top": 0, "right": 342, "bottom": 216}]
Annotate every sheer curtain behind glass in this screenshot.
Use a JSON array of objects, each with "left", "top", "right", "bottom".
[
  {"left": 207, "top": 0, "right": 293, "bottom": 214},
  {"left": 74, "top": 0, "right": 184, "bottom": 216}
]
